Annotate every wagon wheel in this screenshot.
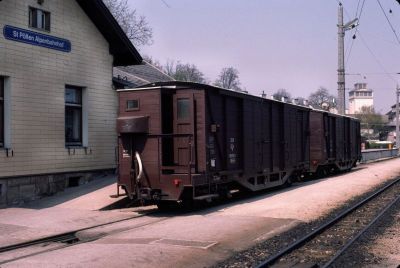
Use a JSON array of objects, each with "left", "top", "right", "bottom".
[
  {"left": 284, "top": 176, "right": 293, "bottom": 187},
  {"left": 316, "top": 166, "right": 328, "bottom": 178}
]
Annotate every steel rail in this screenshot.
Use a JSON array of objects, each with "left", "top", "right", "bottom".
[
  {"left": 0, "top": 208, "right": 159, "bottom": 254},
  {"left": 256, "top": 177, "right": 400, "bottom": 268},
  {"left": 0, "top": 209, "right": 171, "bottom": 266},
  {"left": 0, "top": 233, "right": 78, "bottom": 253},
  {"left": 322, "top": 194, "right": 400, "bottom": 268}
]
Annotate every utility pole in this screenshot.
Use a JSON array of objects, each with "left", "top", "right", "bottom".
[
  {"left": 337, "top": 2, "right": 358, "bottom": 115},
  {"left": 396, "top": 85, "right": 400, "bottom": 152},
  {"left": 337, "top": 3, "right": 345, "bottom": 115}
]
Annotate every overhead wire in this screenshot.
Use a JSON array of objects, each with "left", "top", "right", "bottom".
[
  {"left": 357, "top": 31, "right": 398, "bottom": 84},
  {"left": 344, "top": 0, "right": 359, "bottom": 58},
  {"left": 343, "top": 0, "right": 361, "bottom": 50},
  {"left": 160, "top": 0, "right": 170, "bottom": 8},
  {"left": 355, "top": 0, "right": 362, "bottom": 15},
  {"left": 376, "top": 0, "right": 400, "bottom": 46},
  {"left": 345, "top": 0, "right": 366, "bottom": 65},
  {"left": 347, "top": 72, "right": 400, "bottom": 76},
  {"left": 338, "top": 0, "right": 399, "bottom": 85}
]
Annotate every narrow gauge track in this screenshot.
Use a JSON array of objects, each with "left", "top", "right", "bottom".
[
  {"left": 256, "top": 177, "right": 400, "bottom": 268},
  {"left": 0, "top": 207, "right": 162, "bottom": 265}
]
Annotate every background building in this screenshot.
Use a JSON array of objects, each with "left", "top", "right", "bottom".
[
  {"left": 0, "top": 0, "right": 142, "bottom": 206},
  {"left": 385, "top": 104, "right": 399, "bottom": 142},
  {"left": 348, "top": 83, "right": 374, "bottom": 115}
]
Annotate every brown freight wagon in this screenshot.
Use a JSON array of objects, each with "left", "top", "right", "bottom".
[
  {"left": 116, "top": 81, "right": 311, "bottom": 205},
  {"left": 309, "top": 110, "right": 361, "bottom": 174}
]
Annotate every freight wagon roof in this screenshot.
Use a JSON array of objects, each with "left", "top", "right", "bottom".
[
  {"left": 117, "top": 81, "right": 312, "bottom": 110},
  {"left": 311, "top": 107, "right": 359, "bottom": 121},
  {"left": 118, "top": 81, "right": 359, "bottom": 120}
]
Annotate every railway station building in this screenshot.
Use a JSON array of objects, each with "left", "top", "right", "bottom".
[{"left": 0, "top": 0, "right": 142, "bottom": 206}]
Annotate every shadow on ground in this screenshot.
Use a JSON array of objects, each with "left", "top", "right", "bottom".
[{"left": 13, "top": 174, "right": 119, "bottom": 210}]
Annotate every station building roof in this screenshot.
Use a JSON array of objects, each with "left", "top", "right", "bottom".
[
  {"left": 113, "top": 62, "right": 174, "bottom": 88},
  {"left": 76, "top": 0, "right": 142, "bottom": 66}
]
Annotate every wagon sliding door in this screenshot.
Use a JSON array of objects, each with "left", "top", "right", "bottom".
[
  {"left": 173, "top": 92, "right": 195, "bottom": 171},
  {"left": 271, "top": 102, "right": 285, "bottom": 172}
]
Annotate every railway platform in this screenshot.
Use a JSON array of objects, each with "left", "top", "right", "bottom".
[
  {"left": 0, "top": 158, "right": 399, "bottom": 267},
  {"left": 0, "top": 174, "right": 149, "bottom": 248}
]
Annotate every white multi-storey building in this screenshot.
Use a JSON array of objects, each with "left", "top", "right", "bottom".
[
  {"left": 348, "top": 83, "right": 374, "bottom": 115},
  {"left": 0, "top": 0, "right": 142, "bottom": 206}
]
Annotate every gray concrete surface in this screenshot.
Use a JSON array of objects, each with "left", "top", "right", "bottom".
[
  {"left": 1, "top": 158, "right": 400, "bottom": 267},
  {"left": 0, "top": 174, "right": 143, "bottom": 247}
]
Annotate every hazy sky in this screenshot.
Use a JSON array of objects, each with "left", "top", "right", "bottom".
[{"left": 129, "top": 0, "right": 400, "bottom": 113}]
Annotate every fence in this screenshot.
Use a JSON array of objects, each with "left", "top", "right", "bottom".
[{"left": 361, "top": 148, "right": 399, "bottom": 163}]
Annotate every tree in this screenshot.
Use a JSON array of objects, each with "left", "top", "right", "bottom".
[
  {"left": 294, "top": 96, "right": 307, "bottom": 106},
  {"left": 308, "top": 87, "right": 336, "bottom": 110},
  {"left": 103, "top": 0, "right": 153, "bottom": 47},
  {"left": 165, "top": 60, "right": 206, "bottom": 83},
  {"left": 164, "top": 60, "right": 176, "bottom": 77},
  {"left": 142, "top": 55, "right": 163, "bottom": 70},
  {"left": 214, "top": 67, "right": 241, "bottom": 91},
  {"left": 354, "top": 106, "right": 385, "bottom": 136},
  {"left": 273, "top": 89, "right": 292, "bottom": 101}
]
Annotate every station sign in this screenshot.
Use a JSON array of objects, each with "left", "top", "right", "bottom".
[{"left": 3, "top": 25, "right": 71, "bottom": 52}]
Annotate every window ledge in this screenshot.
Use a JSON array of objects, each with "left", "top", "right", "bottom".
[
  {"left": 66, "top": 146, "right": 92, "bottom": 155},
  {"left": 28, "top": 26, "right": 51, "bottom": 33},
  {"left": 0, "top": 147, "right": 14, "bottom": 157},
  {"left": 65, "top": 145, "right": 85, "bottom": 149}
]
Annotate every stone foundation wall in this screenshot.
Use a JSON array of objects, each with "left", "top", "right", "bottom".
[{"left": 0, "top": 169, "right": 114, "bottom": 207}]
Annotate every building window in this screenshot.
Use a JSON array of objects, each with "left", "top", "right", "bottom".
[
  {"left": 0, "top": 77, "right": 4, "bottom": 147},
  {"left": 126, "top": 99, "right": 139, "bottom": 111},
  {"left": 29, "top": 7, "right": 51, "bottom": 31},
  {"left": 177, "top": 98, "right": 190, "bottom": 120},
  {"left": 65, "top": 86, "right": 82, "bottom": 146}
]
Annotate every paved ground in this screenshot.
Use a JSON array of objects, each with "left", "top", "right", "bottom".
[
  {"left": 1, "top": 158, "right": 400, "bottom": 267},
  {"left": 0, "top": 174, "right": 145, "bottom": 247}
]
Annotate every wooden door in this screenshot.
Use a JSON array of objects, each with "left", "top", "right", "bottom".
[{"left": 173, "top": 92, "right": 195, "bottom": 169}]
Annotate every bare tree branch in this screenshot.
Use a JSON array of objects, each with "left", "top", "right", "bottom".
[
  {"left": 308, "top": 87, "right": 336, "bottom": 110},
  {"left": 165, "top": 61, "right": 206, "bottom": 83},
  {"left": 103, "top": 0, "right": 153, "bottom": 47},
  {"left": 273, "top": 88, "right": 292, "bottom": 101},
  {"left": 142, "top": 55, "right": 163, "bottom": 70},
  {"left": 214, "top": 67, "right": 241, "bottom": 91}
]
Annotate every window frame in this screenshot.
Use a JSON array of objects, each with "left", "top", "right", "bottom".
[
  {"left": 0, "top": 77, "right": 4, "bottom": 148},
  {"left": 65, "top": 86, "right": 83, "bottom": 147},
  {"left": 126, "top": 99, "right": 140, "bottom": 111},
  {"left": 29, "top": 6, "right": 51, "bottom": 32},
  {"left": 177, "top": 98, "right": 190, "bottom": 120}
]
